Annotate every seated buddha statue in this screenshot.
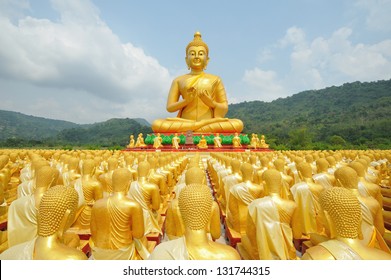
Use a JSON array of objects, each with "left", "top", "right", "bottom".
[
  {"left": 334, "top": 166, "right": 390, "bottom": 253},
  {"left": 0, "top": 185, "right": 87, "bottom": 260},
  {"left": 213, "top": 133, "right": 222, "bottom": 148},
  {"left": 219, "top": 158, "right": 242, "bottom": 214},
  {"left": 149, "top": 183, "right": 240, "bottom": 260},
  {"left": 172, "top": 133, "right": 180, "bottom": 149},
  {"left": 127, "top": 135, "right": 135, "bottom": 149},
  {"left": 153, "top": 133, "right": 163, "bottom": 149},
  {"left": 128, "top": 161, "right": 162, "bottom": 236},
  {"left": 226, "top": 162, "right": 264, "bottom": 235},
  {"left": 90, "top": 168, "right": 148, "bottom": 260},
  {"left": 71, "top": 159, "right": 103, "bottom": 231},
  {"left": 350, "top": 161, "right": 383, "bottom": 208},
  {"left": 313, "top": 158, "right": 335, "bottom": 189},
  {"left": 98, "top": 156, "right": 118, "bottom": 196},
  {"left": 151, "top": 32, "right": 243, "bottom": 134},
  {"left": 165, "top": 167, "right": 221, "bottom": 241},
  {"left": 232, "top": 132, "right": 242, "bottom": 147},
  {"left": 7, "top": 166, "right": 59, "bottom": 248},
  {"left": 147, "top": 156, "right": 169, "bottom": 213},
  {"left": 259, "top": 135, "right": 269, "bottom": 148},
  {"left": 240, "top": 169, "right": 301, "bottom": 260},
  {"left": 197, "top": 135, "right": 208, "bottom": 149},
  {"left": 290, "top": 162, "right": 325, "bottom": 237},
  {"left": 273, "top": 158, "right": 294, "bottom": 200},
  {"left": 135, "top": 133, "right": 146, "bottom": 148},
  {"left": 302, "top": 187, "right": 391, "bottom": 260}
]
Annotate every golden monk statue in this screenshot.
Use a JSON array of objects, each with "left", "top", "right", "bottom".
[
  {"left": 7, "top": 166, "right": 59, "bottom": 248},
  {"left": 239, "top": 169, "right": 301, "bottom": 260},
  {"left": 135, "top": 133, "right": 146, "bottom": 148},
  {"left": 149, "top": 183, "right": 240, "bottom": 260},
  {"left": 172, "top": 133, "right": 180, "bottom": 149},
  {"left": 0, "top": 185, "right": 86, "bottom": 260},
  {"left": 350, "top": 161, "right": 383, "bottom": 207},
  {"left": 153, "top": 133, "right": 163, "bottom": 149},
  {"left": 213, "top": 133, "right": 222, "bottom": 148},
  {"left": 165, "top": 167, "right": 221, "bottom": 240},
  {"left": 334, "top": 166, "right": 390, "bottom": 253},
  {"left": 259, "top": 135, "right": 269, "bottom": 148},
  {"left": 290, "top": 162, "right": 325, "bottom": 237},
  {"left": 226, "top": 162, "right": 264, "bottom": 235},
  {"left": 128, "top": 161, "right": 162, "bottom": 236},
  {"left": 90, "top": 168, "right": 148, "bottom": 260},
  {"left": 302, "top": 187, "right": 391, "bottom": 260},
  {"left": 152, "top": 32, "right": 243, "bottom": 133},
  {"left": 127, "top": 135, "right": 135, "bottom": 149},
  {"left": 232, "top": 132, "right": 242, "bottom": 148},
  {"left": 71, "top": 159, "right": 103, "bottom": 231},
  {"left": 197, "top": 135, "right": 208, "bottom": 149}
]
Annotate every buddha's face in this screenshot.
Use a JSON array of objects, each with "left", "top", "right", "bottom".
[{"left": 186, "top": 46, "right": 209, "bottom": 71}]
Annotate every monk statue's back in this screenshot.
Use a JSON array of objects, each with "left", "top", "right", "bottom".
[{"left": 152, "top": 32, "right": 243, "bottom": 133}]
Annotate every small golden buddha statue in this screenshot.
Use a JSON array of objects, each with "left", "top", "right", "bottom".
[
  {"left": 71, "top": 159, "right": 103, "bottom": 230},
  {"left": 98, "top": 156, "right": 118, "bottom": 196},
  {"left": 350, "top": 161, "right": 383, "bottom": 207},
  {"left": 226, "top": 162, "right": 264, "bottom": 235},
  {"left": 249, "top": 133, "right": 257, "bottom": 149},
  {"left": 302, "top": 187, "right": 391, "bottom": 260},
  {"left": 219, "top": 159, "right": 242, "bottom": 213},
  {"left": 128, "top": 161, "right": 162, "bottom": 236},
  {"left": 90, "top": 168, "right": 148, "bottom": 260},
  {"left": 273, "top": 158, "right": 294, "bottom": 200},
  {"left": 213, "top": 133, "right": 222, "bottom": 148},
  {"left": 127, "top": 135, "right": 135, "bottom": 149},
  {"left": 290, "top": 162, "right": 325, "bottom": 237},
  {"left": 239, "top": 169, "right": 300, "bottom": 260},
  {"left": 0, "top": 185, "right": 87, "bottom": 260},
  {"left": 172, "top": 133, "right": 180, "bottom": 149},
  {"left": 151, "top": 32, "right": 243, "bottom": 133},
  {"left": 153, "top": 133, "right": 163, "bottom": 149},
  {"left": 149, "top": 183, "right": 240, "bottom": 260},
  {"left": 197, "top": 135, "right": 208, "bottom": 149},
  {"left": 259, "top": 135, "right": 269, "bottom": 148},
  {"left": 313, "top": 158, "right": 335, "bottom": 189},
  {"left": 135, "top": 133, "right": 146, "bottom": 147},
  {"left": 232, "top": 132, "right": 242, "bottom": 147}
]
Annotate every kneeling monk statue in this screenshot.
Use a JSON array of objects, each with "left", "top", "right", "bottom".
[{"left": 152, "top": 32, "right": 243, "bottom": 133}]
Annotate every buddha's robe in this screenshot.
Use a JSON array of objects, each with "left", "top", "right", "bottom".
[
  {"left": 247, "top": 197, "right": 296, "bottom": 260},
  {"left": 0, "top": 238, "right": 35, "bottom": 260},
  {"left": 90, "top": 198, "right": 149, "bottom": 260},
  {"left": 304, "top": 239, "right": 362, "bottom": 260},
  {"left": 128, "top": 181, "right": 162, "bottom": 235},
  {"left": 7, "top": 195, "right": 37, "bottom": 247},
  {"left": 148, "top": 237, "right": 191, "bottom": 260}
]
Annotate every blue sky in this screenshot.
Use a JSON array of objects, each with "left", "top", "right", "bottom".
[{"left": 0, "top": 0, "right": 390, "bottom": 124}]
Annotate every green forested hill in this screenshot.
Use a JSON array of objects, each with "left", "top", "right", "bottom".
[
  {"left": 0, "top": 111, "right": 152, "bottom": 149},
  {"left": 227, "top": 79, "right": 391, "bottom": 149},
  {"left": 55, "top": 118, "right": 152, "bottom": 148},
  {"left": 0, "top": 110, "right": 79, "bottom": 140}
]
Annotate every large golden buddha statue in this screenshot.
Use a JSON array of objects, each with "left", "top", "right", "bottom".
[{"left": 152, "top": 32, "right": 243, "bottom": 133}]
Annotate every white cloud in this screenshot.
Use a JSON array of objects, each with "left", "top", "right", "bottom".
[
  {"left": 355, "top": 0, "right": 391, "bottom": 32},
  {"left": 0, "top": 0, "right": 172, "bottom": 123},
  {"left": 242, "top": 25, "right": 391, "bottom": 101},
  {"left": 242, "top": 68, "right": 287, "bottom": 102}
]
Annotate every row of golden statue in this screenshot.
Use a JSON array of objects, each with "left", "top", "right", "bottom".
[
  {"left": 127, "top": 133, "right": 269, "bottom": 150},
  {"left": 0, "top": 148, "right": 390, "bottom": 260}
]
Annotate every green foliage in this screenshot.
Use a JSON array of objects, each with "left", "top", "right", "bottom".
[{"left": 227, "top": 79, "right": 391, "bottom": 149}]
